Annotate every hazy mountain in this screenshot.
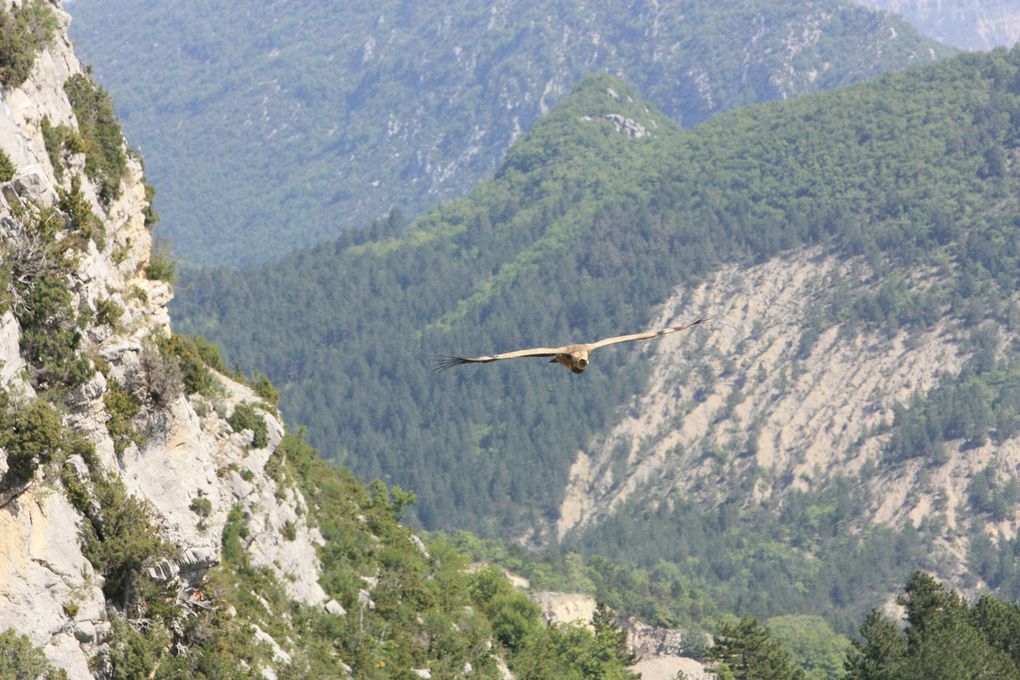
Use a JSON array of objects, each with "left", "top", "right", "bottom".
[
  {"left": 856, "top": 0, "right": 1020, "bottom": 50},
  {"left": 175, "top": 48, "right": 1020, "bottom": 625},
  {"left": 67, "top": 0, "right": 951, "bottom": 265}
]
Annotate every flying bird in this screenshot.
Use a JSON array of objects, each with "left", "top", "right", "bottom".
[{"left": 435, "top": 316, "right": 707, "bottom": 374}]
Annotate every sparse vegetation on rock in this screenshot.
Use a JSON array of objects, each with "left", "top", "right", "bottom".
[
  {"left": 0, "top": 0, "right": 57, "bottom": 90},
  {"left": 228, "top": 402, "right": 268, "bottom": 449},
  {"left": 64, "top": 71, "right": 127, "bottom": 206}
]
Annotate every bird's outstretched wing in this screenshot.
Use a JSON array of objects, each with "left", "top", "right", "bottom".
[
  {"left": 434, "top": 346, "right": 562, "bottom": 372},
  {"left": 587, "top": 316, "right": 709, "bottom": 350}
]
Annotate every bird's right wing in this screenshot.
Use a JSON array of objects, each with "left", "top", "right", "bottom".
[
  {"left": 434, "top": 346, "right": 562, "bottom": 372},
  {"left": 587, "top": 316, "right": 709, "bottom": 349}
]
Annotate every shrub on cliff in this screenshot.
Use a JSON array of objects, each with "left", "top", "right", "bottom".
[
  {"left": 228, "top": 402, "right": 268, "bottom": 449},
  {"left": 0, "top": 395, "right": 62, "bottom": 489},
  {"left": 0, "top": 148, "right": 15, "bottom": 182},
  {"left": 0, "top": 1, "right": 57, "bottom": 90},
  {"left": 0, "top": 628, "right": 61, "bottom": 679},
  {"left": 64, "top": 71, "right": 127, "bottom": 205}
]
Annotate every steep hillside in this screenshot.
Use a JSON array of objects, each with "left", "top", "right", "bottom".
[
  {"left": 67, "top": 0, "right": 951, "bottom": 265},
  {"left": 0, "top": 3, "right": 645, "bottom": 678},
  {"left": 175, "top": 47, "right": 1020, "bottom": 620},
  {"left": 857, "top": 0, "right": 1020, "bottom": 50}
]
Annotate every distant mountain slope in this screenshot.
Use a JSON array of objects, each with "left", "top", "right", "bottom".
[
  {"left": 68, "top": 0, "right": 951, "bottom": 265},
  {"left": 856, "top": 0, "right": 1020, "bottom": 50},
  {"left": 175, "top": 40, "right": 1020, "bottom": 558}
]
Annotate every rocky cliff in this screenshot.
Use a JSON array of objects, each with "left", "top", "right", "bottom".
[
  {"left": 0, "top": 2, "right": 336, "bottom": 676},
  {"left": 558, "top": 249, "right": 1020, "bottom": 586}
]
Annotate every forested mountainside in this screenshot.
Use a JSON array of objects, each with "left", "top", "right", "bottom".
[
  {"left": 856, "top": 0, "right": 1020, "bottom": 50},
  {"left": 176, "top": 47, "right": 1020, "bottom": 627},
  {"left": 68, "top": 0, "right": 950, "bottom": 265},
  {"left": 0, "top": 3, "right": 645, "bottom": 678}
]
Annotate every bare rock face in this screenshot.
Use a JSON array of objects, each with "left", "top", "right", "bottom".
[
  {"left": 556, "top": 249, "right": 1020, "bottom": 586},
  {"left": 629, "top": 655, "right": 712, "bottom": 680},
  {"left": 0, "top": 311, "right": 29, "bottom": 390},
  {"left": 0, "top": 493, "right": 105, "bottom": 679},
  {"left": 0, "top": 2, "right": 330, "bottom": 675},
  {"left": 531, "top": 591, "right": 597, "bottom": 628}
]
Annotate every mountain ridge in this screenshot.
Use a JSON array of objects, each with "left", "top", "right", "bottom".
[{"left": 68, "top": 0, "right": 952, "bottom": 265}]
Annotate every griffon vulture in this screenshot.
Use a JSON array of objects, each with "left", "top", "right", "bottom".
[{"left": 436, "top": 316, "right": 707, "bottom": 374}]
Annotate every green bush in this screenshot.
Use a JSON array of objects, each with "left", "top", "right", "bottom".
[
  {"left": 105, "top": 613, "right": 169, "bottom": 680},
  {"left": 221, "top": 504, "right": 249, "bottom": 564},
  {"left": 0, "top": 397, "right": 63, "bottom": 488},
  {"left": 250, "top": 371, "right": 279, "bottom": 406},
  {"left": 64, "top": 71, "right": 127, "bottom": 205},
  {"left": 0, "top": 628, "right": 57, "bottom": 679},
  {"left": 228, "top": 402, "right": 268, "bottom": 448},
  {"left": 145, "top": 238, "right": 176, "bottom": 283},
  {"left": 16, "top": 270, "right": 94, "bottom": 391},
  {"left": 155, "top": 334, "right": 219, "bottom": 396},
  {"left": 7, "top": 205, "right": 95, "bottom": 391},
  {"left": 103, "top": 379, "right": 142, "bottom": 455},
  {"left": 0, "top": 148, "right": 15, "bottom": 182},
  {"left": 40, "top": 117, "right": 85, "bottom": 183},
  {"left": 137, "top": 343, "right": 182, "bottom": 408},
  {"left": 142, "top": 177, "right": 158, "bottom": 229},
  {"left": 0, "top": 1, "right": 58, "bottom": 90},
  {"left": 96, "top": 297, "right": 124, "bottom": 327},
  {"left": 190, "top": 496, "right": 212, "bottom": 518},
  {"left": 79, "top": 472, "right": 171, "bottom": 608},
  {"left": 58, "top": 174, "right": 105, "bottom": 250}
]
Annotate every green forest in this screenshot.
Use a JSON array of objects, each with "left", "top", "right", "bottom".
[
  {"left": 176, "top": 47, "right": 1020, "bottom": 525},
  {"left": 69, "top": 0, "right": 949, "bottom": 265}
]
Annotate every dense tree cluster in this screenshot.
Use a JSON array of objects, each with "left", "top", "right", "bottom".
[
  {"left": 694, "top": 573, "right": 1020, "bottom": 680},
  {"left": 844, "top": 572, "right": 1020, "bottom": 680},
  {"left": 568, "top": 480, "right": 938, "bottom": 632}
]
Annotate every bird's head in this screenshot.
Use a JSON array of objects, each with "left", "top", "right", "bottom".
[{"left": 570, "top": 354, "right": 589, "bottom": 374}]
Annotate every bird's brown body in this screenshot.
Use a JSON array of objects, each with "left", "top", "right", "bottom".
[
  {"left": 435, "top": 317, "right": 706, "bottom": 374},
  {"left": 553, "top": 344, "right": 591, "bottom": 373}
]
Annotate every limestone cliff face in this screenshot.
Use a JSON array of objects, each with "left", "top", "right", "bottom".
[
  {"left": 557, "top": 249, "right": 1020, "bottom": 585},
  {"left": 0, "top": 2, "right": 329, "bottom": 675}
]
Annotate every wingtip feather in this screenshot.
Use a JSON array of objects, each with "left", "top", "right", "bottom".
[{"left": 433, "top": 354, "right": 469, "bottom": 372}]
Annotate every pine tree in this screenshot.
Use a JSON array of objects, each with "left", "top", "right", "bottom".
[
  {"left": 843, "top": 609, "right": 906, "bottom": 680},
  {"left": 706, "top": 616, "right": 805, "bottom": 680},
  {"left": 591, "top": 602, "right": 638, "bottom": 667}
]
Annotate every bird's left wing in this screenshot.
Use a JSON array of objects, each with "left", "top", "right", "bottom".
[
  {"left": 434, "top": 346, "right": 562, "bottom": 372},
  {"left": 587, "top": 316, "right": 708, "bottom": 350}
]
